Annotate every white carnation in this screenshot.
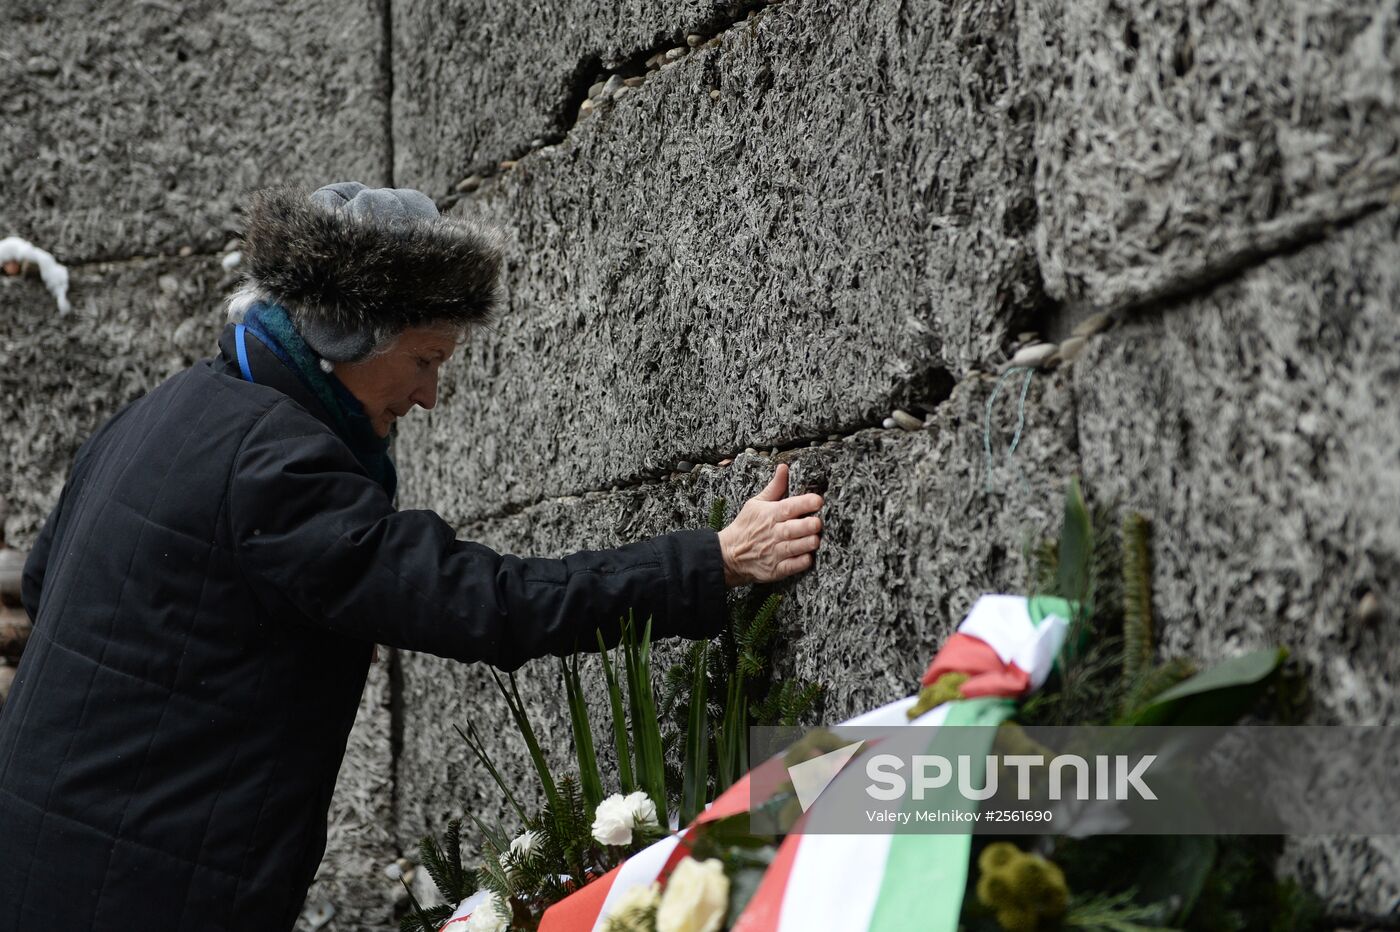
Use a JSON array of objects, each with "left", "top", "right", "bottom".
[
  {"left": 624, "top": 790, "right": 658, "bottom": 828},
  {"left": 656, "top": 858, "right": 729, "bottom": 932},
  {"left": 463, "top": 891, "right": 510, "bottom": 932},
  {"left": 510, "top": 829, "right": 540, "bottom": 861},
  {"left": 604, "top": 881, "right": 661, "bottom": 923},
  {"left": 591, "top": 793, "right": 636, "bottom": 846}
]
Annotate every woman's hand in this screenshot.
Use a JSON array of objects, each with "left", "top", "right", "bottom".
[{"left": 716, "top": 464, "right": 825, "bottom": 587}]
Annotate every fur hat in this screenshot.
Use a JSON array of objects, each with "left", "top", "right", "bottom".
[{"left": 238, "top": 183, "right": 504, "bottom": 361}]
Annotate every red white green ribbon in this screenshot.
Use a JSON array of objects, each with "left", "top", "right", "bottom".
[{"left": 447, "top": 594, "right": 1070, "bottom": 932}]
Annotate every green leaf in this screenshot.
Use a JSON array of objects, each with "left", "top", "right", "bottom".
[
  {"left": 1126, "top": 648, "right": 1288, "bottom": 726},
  {"left": 491, "top": 668, "right": 561, "bottom": 813},
  {"left": 561, "top": 653, "right": 604, "bottom": 810},
  {"left": 1056, "top": 475, "right": 1093, "bottom": 606},
  {"left": 1131, "top": 836, "right": 1216, "bottom": 924},
  {"left": 623, "top": 613, "right": 669, "bottom": 821},
  {"left": 681, "top": 642, "right": 711, "bottom": 825},
  {"left": 454, "top": 721, "right": 529, "bottom": 824},
  {"left": 596, "top": 627, "right": 636, "bottom": 793}
]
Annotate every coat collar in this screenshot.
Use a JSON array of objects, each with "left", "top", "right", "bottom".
[{"left": 216, "top": 322, "right": 341, "bottom": 436}]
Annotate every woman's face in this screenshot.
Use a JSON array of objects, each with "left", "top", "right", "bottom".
[{"left": 334, "top": 324, "right": 461, "bottom": 437}]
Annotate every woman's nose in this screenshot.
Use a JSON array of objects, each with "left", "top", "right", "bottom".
[{"left": 411, "top": 376, "right": 438, "bottom": 410}]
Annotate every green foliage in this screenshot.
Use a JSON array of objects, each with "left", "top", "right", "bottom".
[
  {"left": 1062, "top": 890, "right": 1177, "bottom": 932},
  {"left": 596, "top": 629, "right": 636, "bottom": 794},
  {"left": 453, "top": 721, "right": 529, "bottom": 824},
  {"left": 418, "top": 818, "right": 476, "bottom": 906},
  {"left": 491, "top": 668, "right": 560, "bottom": 814},
  {"left": 561, "top": 653, "right": 604, "bottom": 810},
  {"left": 680, "top": 642, "right": 710, "bottom": 825},
  {"left": 620, "top": 613, "right": 668, "bottom": 822}
]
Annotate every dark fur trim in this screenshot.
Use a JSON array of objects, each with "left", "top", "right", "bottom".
[{"left": 240, "top": 186, "right": 503, "bottom": 332}]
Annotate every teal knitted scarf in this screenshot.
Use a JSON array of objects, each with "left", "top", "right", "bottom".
[{"left": 242, "top": 302, "right": 398, "bottom": 500}]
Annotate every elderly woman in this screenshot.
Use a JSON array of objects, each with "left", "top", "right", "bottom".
[{"left": 0, "top": 184, "right": 824, "bottom": 929}]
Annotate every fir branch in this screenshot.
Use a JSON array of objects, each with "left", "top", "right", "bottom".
[
  {"left": 1064, "top": 890, "right": 1177, "bottom": 931},
  {"left": 708, "top": 497, "right": 728, "bottom": 532}
]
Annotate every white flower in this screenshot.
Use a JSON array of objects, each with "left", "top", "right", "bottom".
[
  {"left": 604, "top": 881, "right": 661, "bottom": 925},
  {"left": 592, "top": 793, "right": 636, "bottom": 845},
  {"left": 464, "top": 891, "right": 510, "bottom": 932},
  {"left": 656, "top": 858, "right": 729, "bottom": 932},
  {"left": 624, "top": 790, "right": 658, "bottom": 828},
  {"left": 510, "top": 829, "right": 540, "bottom": 862}
]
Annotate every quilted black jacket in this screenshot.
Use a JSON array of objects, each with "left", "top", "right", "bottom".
[{"left": 0, "top": 324, "right": 726, "bottom": 930}]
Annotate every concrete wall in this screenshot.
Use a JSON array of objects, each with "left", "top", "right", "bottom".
[{"left": 3, "top": 0, "right": 1397, "bottom": 927}]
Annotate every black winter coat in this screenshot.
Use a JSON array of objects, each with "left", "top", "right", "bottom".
[{"left": 0, "top": 325, "right": 726, "bottom": 930}]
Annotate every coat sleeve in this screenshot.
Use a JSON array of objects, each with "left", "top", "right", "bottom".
[{"left": 227, "top": 400, "right": 728, "bottom": 670}]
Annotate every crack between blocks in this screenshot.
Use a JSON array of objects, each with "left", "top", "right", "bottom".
[
  {"left": 380, "top": 0, "right": 396, "bottom": 188},
  {"left": 435, "top": 0, "right": 788, "bottom": 207},
  {"left": 453, "top": 368, "right": 955, "bottom": 527},
  {"left": 1037, "top": 187, "right": 1399, "bottom": 341}
]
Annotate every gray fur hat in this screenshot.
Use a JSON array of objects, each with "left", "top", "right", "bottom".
[{"left": 239, "top": 182, "right": 504, "bottom": 362}]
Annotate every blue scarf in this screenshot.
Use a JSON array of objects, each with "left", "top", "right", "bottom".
[{"left": 240, "top": 303, "right": 398, "bottom": 500}]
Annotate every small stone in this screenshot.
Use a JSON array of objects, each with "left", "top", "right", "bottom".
[
  {"left": 686, "top": 33, "right": 704, "bottom": 47},
  {"left": 769, "top": 448, "right": 778, "bottom": 457},
  {"left": 2, "top": 260, "right": 20, "bottom": 277},
  {"left": 1072, "top": 312, "right": 1113, "bottom": 338},
  {"left": 157, "top": 274, "right": 181, "bottom": 295},
  {"left": 603, "top": 74, "right": 625, "bottom": 96},
  {"left": 710, "top": 89, "right": 721, "bottom": 100},
  {"left": 455, "top": 174, "right": 482, "bottom": 193},
  {"left": 677, "top": 460, "right": 694, "bottom": 472},
  {"left": 529, "top": 137, "right": 544, "bottom": 147},
  {"left": 1056, "top": 335, "right": 1087, "bottom": 363},
  {"left": 882, "top": 417, "right": 898, "bottom": 430},
  {"left": 220, "top": 250, "right": 241, "bottom": 271},
  {"left": 223, "top": 238, "right": 240, "bottom": 252},
  {"left": 1010, "top": 342, "right": 1057, "bottom": 368},
  {"left": 744, "top": 447, "right": 757, "bottom": 455},
  {"left": 827, "top": 434, "right": 840, "bottom": 441},
  {"left": 890, "top": 409, "right": 922, "bottom": 431},
  {"left": 704, "top": 37, "right": 721, "bottom": 49},
  {"left": 499, "top": 159, "right": 518, "bottom": 170},
  {"left": 1017, "top": 331, "right": 1039, "bottom": 344},
  {"left": 718, "top": 458, "right": 732, "bottom": 467},
  {"left": 588, "top": 80, "right": 607, "bottom": 99},
  {"left": 623, "top": 76, "right": 645, "bottom": 87},
  {"left": 178, "top": 245, "right": 193, "bottom": 257},
  {"left": 614, "top": 86, "right": 632, "bottom": 99},
  {"left": 578, "top": 98, "right": 596, "bottom": 117},
  {"left": 664, "top": 47, "right": 688, "bottom": 62},
  {"left": 645, "top": 51, "right": 665, "bottom": 68},
  {"left": 1358, "top": 592, "right": 1382, "bottom": 623}
]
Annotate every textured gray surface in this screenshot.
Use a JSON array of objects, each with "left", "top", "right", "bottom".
[
  {"left": 1019, "top": 0, "right": 1400, "bottom": 312},
  {"left": 395, "top": 0, "right": 1039, "bottom": 522},
  {"left": 393, "top": 0, "right": 726, "bottom": 193},
  {"left": 0, "top": 257, "right": 230, "bottom": 546},
  {"left": 396, "top": 370, "right": 1077, "bottom": 854},
  {"left": 0, "top": 0, "right": 387, "bottom": 263},
  {"left": 1074, "top": 206, "right": 1400, "bottom": 916},
  {"left": 301, "top": 659, "right": 399, "bottom": 932},
  {"left": 1074, "top": 206, "right": 1400, "bottom": 729}
]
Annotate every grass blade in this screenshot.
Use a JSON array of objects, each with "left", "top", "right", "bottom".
[
  {"left": 680, "top": 642, "right": 711, "bottom": 825},
  {"left": 453, "top": 721, "right": 529, "bottom": 824},
  {"left": 561, "top": 653, "right": 604, "bottom": 810},
  {"left": 490, "top": 668, "right": 560, "bottom": 813},
  {"left": 596, "top": 627, "right": 636, "bottom": 793}
]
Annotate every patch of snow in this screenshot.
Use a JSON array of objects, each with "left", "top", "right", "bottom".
[{"left": 0, "top": 236, "right": 72, "bottom": 313}]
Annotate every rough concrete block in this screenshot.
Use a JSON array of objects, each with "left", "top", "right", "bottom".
[
  {"left": 1019, "top": 0, "right": 1400, "bottom": 311},
  {"left": 1073, "top": 206, "right": 1400, "bottom": 914},
  {"left": 395, "top": 0, "right": 1040, "bottom": 521},
  {"left": 395, "top": 370, "right": 1078, "bottom": 855},
  {"left": 0, "top": 256, "right": 229, "bottom": 546},
  {"left": 0, "top": 0, "right": 388, "bottom": 263},
  {"left": 393, "top": 0, "right": 721, "bottom": 190},
  {"left": 300, "top": 658, "right": 399, "bottom": 932}
]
